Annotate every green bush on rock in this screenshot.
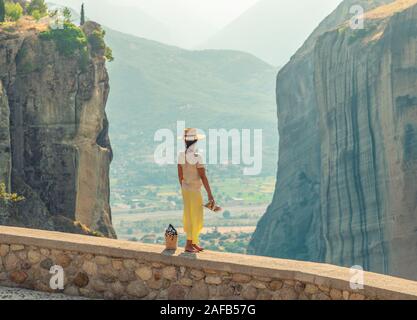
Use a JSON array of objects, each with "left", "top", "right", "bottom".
[
  {"left": 40, "top": 22, "right": 87, "bottom": 56},
  {"left": 5, "top": 1, "right": 23, "bottom": 22},
  {"left": 87, "top": 29, "right": 114, "bottom": 62},
  {"left": 0, "top": 183, "right": 25, "bottom": 208},
  {"left": 27, "top": 0, "right": 47, "bottom": 18}
]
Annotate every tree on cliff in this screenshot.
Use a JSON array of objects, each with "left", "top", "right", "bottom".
[
  {"left": 27, "top": 0, "right": 47, "bottom": 17},
  {"left": 80, "top": 3, "right": 85, "bottom": 26},
  {"left": 5, "top": 2, "right": 23, "bottom": 21},
  {"left": 62, "top": 7, "right": 71, "bottom": 23},
  {"left": 0, "top": 0, "right": 5, "bottom": 23}
]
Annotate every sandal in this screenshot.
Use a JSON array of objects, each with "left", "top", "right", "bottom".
[
  {"left": 193, "top": 244, "right": 204, "bottom": 252},
  {"left": 204, "top": 200, "right": 222, "bottom": 212}
]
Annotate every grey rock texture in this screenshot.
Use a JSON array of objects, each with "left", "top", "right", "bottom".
[
  {"left": 0, "top": 286, "right": 87, "bottom": 300},
  {"left": 0, "top": 81, "right": 11, "bottom": 191},
  {"left": 0, "top": 21, "right": 115, "bottom": 238},
  {"left": 249, "top": 0, "right": 417, "bottom": 280}
]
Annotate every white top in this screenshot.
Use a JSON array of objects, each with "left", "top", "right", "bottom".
[{"left": 178, "top": 145, "right": 205, "bottom": 191}]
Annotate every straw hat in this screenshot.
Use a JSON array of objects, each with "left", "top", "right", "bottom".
[{"left": 178, "top": 128, "right": 206, "bottom": 141}]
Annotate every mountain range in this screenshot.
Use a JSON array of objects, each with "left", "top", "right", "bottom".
[
  {"left": 104, "top": 28, "right": 279, "bottom": 189},
  {"left": 51, "top": 0, "right": 344, "bottom": 66},
  {"left": 47, "top": 3, "right": 279, "bottom": 190},
  {"left": 199, "top": 0, "right": 343, "bottom": 66},
  {"left": 49, "top": 0, "right": 175, "bottom": 45}
]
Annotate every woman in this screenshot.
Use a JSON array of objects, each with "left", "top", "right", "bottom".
[{"left": 178, "top": 128, "right": 215, "bottom": 253}]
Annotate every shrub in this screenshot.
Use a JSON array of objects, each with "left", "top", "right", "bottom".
[
  {"left": 31, "top": 9, "right": 41, "bottom": 21},
  {"left": 62, "top": 7, "right": 71, "bottom": 23},
  {"left": 87, "top": 28, "right": 114, "bottom": 62},
  {"left": 223, "top": 210, "right": 232, "bottom": 219},
  {"left": 0, "top": 183, "right": 25, "bottom": 207},
  {"left": 40, "top": 22, "right": 87, "bottom": 56},
  {"left": 5, "top": 1, "right": 23, "bottom": 21},
  {"left": 105, "top": 46, "right": 114, "bottom": 62},
  {"left": 27, "top": 0, "right": 47, "bottom": 17},
  {"left": 73, "top": 221, "right": 104, "bottom": 237},
  {"left": 88, "top": 29, "right": 106, "bottom": 51}
]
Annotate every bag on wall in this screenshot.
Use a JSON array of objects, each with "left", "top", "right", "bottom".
[{"left": 165, "top": 224, "right": 178, "bottom": 250}]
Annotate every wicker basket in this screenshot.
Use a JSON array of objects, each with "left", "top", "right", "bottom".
[{"left": 165, "top": 234, "right": 178, "bottom": 250}]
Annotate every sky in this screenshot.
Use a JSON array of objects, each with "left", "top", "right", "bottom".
[
  {"left": 51, "top": 0, "right": 261, "bottom": 47},
  {"left": 116, "top": 0, "right": 260, "bottom": 29},
  {"left": 50, "top": 0, "right": 344, "bottom": 63},
  {"left": 200, "top": 0, "right": 344, "bottom": 65}
]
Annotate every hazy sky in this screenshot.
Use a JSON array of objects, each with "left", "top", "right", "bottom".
[
  {"left": 118, "top": 0, "right": 260, "bottom": 29},
  {"left": 51, "top": 0, "right": 261, "bottom": 47},
  {"left": 51, "top": 0, "right": 344, "bottom": 59},
  {"left": 53, "top": 0, "right": 261, "bottom": 29}
]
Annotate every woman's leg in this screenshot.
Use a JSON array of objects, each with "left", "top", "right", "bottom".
[
  {"left": 182, "top": 189, "right": 198, "bottom": 252},
  {"left": 190, "top": 190, "right": 204, "bottom": 247}
]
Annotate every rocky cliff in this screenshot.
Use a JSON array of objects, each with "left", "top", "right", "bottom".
[
  {"left": 249, "top": 0, "right": 417, "bottom": 280},
  {"left": 0, "top": 18, "right": 115, "bottom": 238}
]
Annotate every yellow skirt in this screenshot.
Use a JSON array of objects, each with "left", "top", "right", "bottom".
[{"left": 182, "top": 188, "right": 203, "bottom": 244}]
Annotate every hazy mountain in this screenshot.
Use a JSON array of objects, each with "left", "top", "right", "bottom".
[
  {"left": 47, "top": 2, "right": 278, "bottom": 194},
  {"left": 200, "top": 0, "right": 343, "bottom": 66},
  {"left": 104, "top": 28, "right": 279, "bottom": 188},
  {"left": 48, "top": 0, "right": 175, "bottom": 45},
  {"left": 48, "top": 0, "right": 251, "bottom": 49}
]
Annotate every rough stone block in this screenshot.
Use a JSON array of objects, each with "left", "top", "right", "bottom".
[
  {"left": 126, "top": 280, "right": 149, "bottom": 298},
  {"left": 135, "top": 266, "right": 153, "bottom": 281},
  {"left": 232, "top": 274, "right": 251, "bottom": 283},
  {"left": 205, "top": 275, "right": 222, "bottom": 285}
]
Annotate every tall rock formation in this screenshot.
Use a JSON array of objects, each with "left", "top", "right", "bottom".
[
  {"left": 0, "top": 19, "right": 116, "bottom": 238},
  {"left": 249, "top": 0, "right": 417, "bottom": 280}
]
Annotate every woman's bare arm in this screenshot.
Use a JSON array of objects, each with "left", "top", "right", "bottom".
[
  {"left": 198, "top": 167, "right": 214, "bottom": 201},
  {"left": 178, "top": 164, "right": 183, "bottom": 187}
]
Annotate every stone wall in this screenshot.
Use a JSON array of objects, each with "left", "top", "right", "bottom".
[{"left": 0, "top": 226, "right": 417, "bottom": 300}]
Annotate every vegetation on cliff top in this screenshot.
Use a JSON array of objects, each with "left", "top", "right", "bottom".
[
  {"left": 80, "top": 3, "right": 85, "bottom": 26},
  {"left": 0, "top": 183, "right": 25, "bottom": 207},
  {"left": 87, "top": 28, "right": 114, "bottom": 61},
  {"left": 0, "top": 1, "right": 113, "bottom": 64},
  {"left": 5, "top": 2, "right": 23, "bottom": 22},
  {"left": 39, "top": 6, "right": 114, "bottom": 62},
  {"left": 27, "top": 0, "right": 47, "bottom": 19},
  {"left": 39, "top": 21, "right": 87, "bottom": 56},
  {"left": 1, "top": 0, "right": 48, "bottom": 22}
]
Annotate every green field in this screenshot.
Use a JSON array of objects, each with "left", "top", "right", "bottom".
[
  {"left": 112, "top": 176, "right": 275, "bottom": 254},
  {"left": 111, "top": 176, "right": 276, "bottom": 212},
  {"left": 113, "top": 204, "right": 266, "bottom": 254}
]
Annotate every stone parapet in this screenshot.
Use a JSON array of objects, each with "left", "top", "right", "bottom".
[{"left": 0, "top": 226, "right": 416, "bottom": 300}]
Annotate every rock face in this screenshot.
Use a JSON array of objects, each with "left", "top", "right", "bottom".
[
  {"left": 0, "top": 20, "right": 115, "bottom": 238},
  {"left": 249, "top": 0, "right": 417, "bottom": 280}
]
